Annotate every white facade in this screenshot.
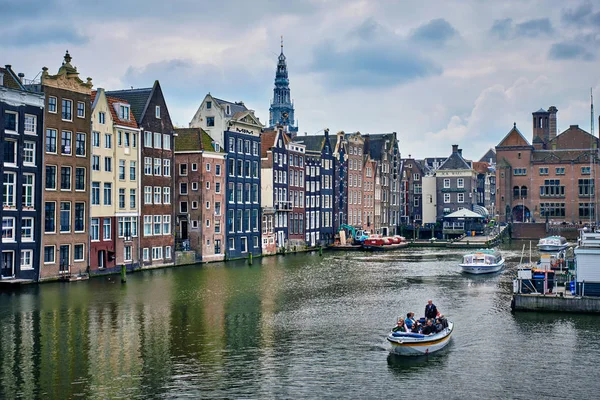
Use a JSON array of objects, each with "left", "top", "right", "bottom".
[{"left": 422, "top": 175, "right": 437, "bottom": 224}]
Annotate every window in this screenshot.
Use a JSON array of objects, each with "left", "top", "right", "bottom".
[
  {"left": 103, "top": 183, "right": 112, "bottom": 205},
  {"left": 513, "top": 168, "right": 527, "bottom": 176},
  {"left": 154, "top": 158, "right": 161, "bottom": 176},
  {"left": 145, "top": 131, "right": 152, "bottom": 147},
  {"left": 76, "top": 101, "right": 85, "bottom": 118},
  {"left": 540, "top": 202, "right": 566, "bottom": 218},
  {"left": 91, "top": 218, "right": 99, "bottom": 241},
  {"left": 132, "top": 133, "right": 137, "bottom": 147},
  {"left": 130, "top": 189, "right": 136, "bottom": 209},
  {"left": 237, "top": 160, "right": 243, "bottom": 177},
  {"left": 163, "top": 134, "right": 170, "bottom": 150},
  {"left": 443, "top": 179, "right": 450, "bottom": 188},
  {"left": 44, "top": 202, "right": 55, "bottom": 233},
  {"left": 119, "top": 188, "right": 126, "bottom": 209},
  {"left": 229, "top": 237, "right": 235, "bottom": 250},
  {"left": 457, "top": 178, "right": 464, "bottom": 188},
  {"left": 75, "top": 168, "right": 85, "bottom": 191},
  {"left": 163, "top": 159, "right": 171, "bottom": 176},
  {"left": 192, "top": 200, "right": 198, "bottom": 209},
  {"left": 60, "top": 167, "right": 71, "bottom": 190},
  {"left": 163, "top": 187, "right": 171, "bottom": 204},
  {"left": 44, "top": 246, "right": 55, "bottom": 264},
  {"left": 98, "top": 112, "right": 105, "bottom": 124},
  {"left": 46, "top": 129, "right": 57, "bottom": 153},
  {"left": 206, "top": 116, "right": 215, "bottom": 127},
  {"left": 216, "top": 164, "right": 221, "bottom": 176},
  {"left": 20, "top": 250, "right": 33, "bottom": 270},
  {"left": 2, "top": 217, "right": 15, "bottom": 241},
  {"left": 579, "top": 203, "right": 595, "bottom": 219},
  {"left": 119, "top": 160, "right": 126, "bottom": 180},
  {"left": 144, "top": 157, "right": 152, "bottom": 175},
  {"left": 48, "top": 96, "right": 57, "bottom": 113},
  {"left": 2, "top": 140, "right": 16, "bottom": 167},
  {"left": 582, "top": 166, "right": 591, "bottom": 175},
  {"left": 62, "top": 99, "right": 72, "bottom": 120},
  {"left": 22, "top": 174, "right": 34, "bottom": 208},
  {"left": 144, "top": 186, "right": 152, "bottom": 204},
  {"left": 103, "top": 218, "right": 111, "bottom": 240},
  {"left": 163, "top": 215, "right": 171, "bottom": 235},
  {"left": 21, "top": 141, "right": 35, "bottom": 166},
  {"left": 119, "top": 105, "right": 130, "bottom": 120},
  {"left": 154, "top": 132, "right": 162, "bottom": 149},
  {"left": 124, "top": 246, "right": 132, "bottom": 262},
  {"left": 215, "top": 182, "right": 221, "bottom": 193},
  {"left": 444, "top": 193, "right": 451, "bottom": 203},
  {"left": 60, "top": 202, "right": 71, "bottom": 232},
  {"left": 104, "top": 133, "right": 112, "bottom": 149},
  {"left": 21, "top": 218, "right": 33, "bottom": 241},
  {"left": 180, "top": 182, "right": 188, "bottom": 195},
  {"left": 24, "top": 114, "right": 36, "bottom": 134},
  {"left": 143, "top": 248, "right": 150, "bottom": 261},
  {"left": 92, "top": 131, "right": 100, "bottom": 147},
  {"left": 130, "top": 161, "right": 137, "bottom": 180},
  {"left": 91, "top": 182, "right": 100, "bottom": 205},
  {"left": 205, "top": 181, "right": 210, "bottom": 190},
  {"left": 73, "top": 244, "right": 84, "bottom": 262},
  {"left": 153, "top": 216, "right": 161, "bottom": 235},
  {"left": 241, "top": 237, "right": 248, "bottom": 253},
  {"left": 92, "top": 155, "right": 100, "bottom": 171},
  {"left": 144, "top": 216, "right": 152, "bottom": 236},
  {"left": 105, "top": 157, "right": 112, "bottom": 172},
  {"left": 155, "top": 105, "right": 160, "bottom": 119},
  {"left": 154, "top": 187, "right": 162, "bottom": 204},
  {"left": 540, "top": 179, "right": 565, "bottom": 197},
  {"left": 75, "top": 203, "right": 85, "bottom": 232},
  {"left": 457, "top": 193, "right": 464, "bottom": 203},
  {"left": 252, "top": 141, "right": 259, "bottom": 156},
  {"left": 578, "top": 179, "right": 594, "bottom": 197},
  {"left": 179, "top": 163, "right": 188, "bottom": 176},
  {"left": 539, "top": 167, "right": 549, "bottom": 175}
]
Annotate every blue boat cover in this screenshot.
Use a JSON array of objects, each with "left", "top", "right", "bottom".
[{"left": 391, "top": 332, "right": 425, "bottom": 338}]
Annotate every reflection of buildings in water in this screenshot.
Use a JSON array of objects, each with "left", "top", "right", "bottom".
[{"left": 0, "top": 310, "right": 36, "bottom": 400}]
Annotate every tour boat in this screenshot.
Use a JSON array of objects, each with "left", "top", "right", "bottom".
[
  {"left": 459, "top": 249, "right": 505, "bottom": 274},
  {"left": 537, "top": 236, "right": 569, "bottom": 252},
  {"left": 387, "top": 320, "right": 454, "bottom": 356}
]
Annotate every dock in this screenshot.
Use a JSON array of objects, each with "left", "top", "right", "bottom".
[
  {"left": 511, "top": 284, "right": 600, "bottom": 314},
  {"left": 409, "top": 225, "right": 510, "bottom": 249}
]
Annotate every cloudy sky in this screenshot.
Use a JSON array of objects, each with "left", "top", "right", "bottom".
[{"left": 2, "top": 0, "right": 600, "bottom": 159}]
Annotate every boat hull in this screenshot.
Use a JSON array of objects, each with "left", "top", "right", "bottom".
[
  {"left": 459, "top": 259, "right": 505, "bottom": 274},
  {"left": 537, "top": 244, "right": 568, "bottom": 252},
  {"left": 387, "top": 322, "right": 453, "bottom": 356},
  {"left": 362, "top": 243, "right": 408, "bottom": 251}
]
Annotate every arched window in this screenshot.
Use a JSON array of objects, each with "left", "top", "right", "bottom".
[
  {"left": 521, "top": 186, "right": 528, "bottom": 198},
  {"left": 513, "top": 186, "right": 520, "bottom": 198}
]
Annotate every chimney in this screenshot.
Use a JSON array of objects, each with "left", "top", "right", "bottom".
[
  {"left": 548, "top": 106, "right": 558, "bottom": 140},
  {"left": 452, "top": 144, "right": 459, "bottom": 153},
  {"left": 458, "top": 148, "right": 463, "bottom": 157}
]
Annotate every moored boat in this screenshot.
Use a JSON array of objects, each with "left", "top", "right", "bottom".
[
  {"left": 362, "top": 235, "right": 408, "bottom": 251},
  {"left": 459, "top": 249, "right": 505, "bottom": 274},
  {"left": 537, "top": 235, "right": 569, "bottom": 252},
  {"left": 387, "top": 320, "right": 454, "bottom": 356}
]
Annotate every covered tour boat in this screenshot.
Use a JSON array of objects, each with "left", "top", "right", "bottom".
[
  {"left": 537, "top": 236, "right": 569, "bottom": 252},
  {"left": 459, "top": 249, "right": 505, "bottom": 274},
  {"left": 387, "top": 320, "right": 454, "bottom": 356}
]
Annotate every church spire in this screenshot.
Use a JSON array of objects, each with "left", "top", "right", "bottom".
[{"left": 269, "top": 37, "right": 297, "bottom": 135}]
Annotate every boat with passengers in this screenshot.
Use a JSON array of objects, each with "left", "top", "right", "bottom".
[
  {"left": 459, "top": 249, "right": 505, "bottom": 274},
  {"left": 387, "top": 318, "right": 453, "bottom": 356},
  {"left": 537, "top": 236, "right": 569, "bottom": 252}
]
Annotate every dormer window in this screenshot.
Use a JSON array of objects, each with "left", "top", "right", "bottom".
[
  {"left": 119, "top": 105, "right": 130, "bottom": 121},
  {"left": 214, "top": 142, "right": 220, "bottom": 152}
]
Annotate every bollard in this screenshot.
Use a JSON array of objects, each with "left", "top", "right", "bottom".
[
  {"left": 121, "top": 264, "right": 126, "bottom": 283},
  {"left": 319, "top": 246, "right": 323, "bottom": 256},
  {"left": 248, "top": 252, "right": 253, "bottom": 265}
]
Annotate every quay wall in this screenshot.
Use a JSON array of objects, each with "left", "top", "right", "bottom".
[{"left": 512, "top": 294, "right": 600, "bottom": 314}]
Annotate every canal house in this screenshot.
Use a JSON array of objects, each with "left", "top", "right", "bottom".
[{"left": 1, "top": 65, "right": 45, "bottom": 281}]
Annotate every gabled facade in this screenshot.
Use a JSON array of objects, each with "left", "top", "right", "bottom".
[
  {"left": 225, "top": 110, "right": 263, "bottom": 258},
  {"left": 189, "top": 94, "right": 249, "bottom": 149},
  {"left": 362, "top": 156, "right": 376, "bottom": 231},
  {"left": 346, "top": 132, "right": 365, "bottom": 229},
  {"left": 400, "top": 156, "right": 424, "bottom": 225},
  {"left": 89, "top": 89, "right": 141, "bottom": 274},
  {"left": 107, "top": 81, "right": 175, "bottom": 267},
  {"left": 333, "top": 131, "right": 348, "bottom": 231},
  {"left": 174, "top": 127, "right": 226, "bottom": 262},
  {"left": 40, "top": 52, "right": 93, "bottom": 280},
  {"left": 1, "top": 65, "right": 45, "bottom": 281},
  {"left": 287, "top": 140, "right": 306, "bottom": 248},
  {"left": 435, "top": 144, "right": 477, "bottom": 220}
]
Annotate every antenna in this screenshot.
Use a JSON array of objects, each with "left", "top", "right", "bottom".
[
  {"left": 592, "top": 88, "right": 595, "bottom": 136},
  {"left": 280, "top": 35, "right": 284, "bottom": 53},
  {"left": 591, "top": 88, "right": 596, "bottom": 227}
]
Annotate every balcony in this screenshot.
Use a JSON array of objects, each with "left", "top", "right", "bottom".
[{"left": 275, "top": 200, "right": 293, "bottom": 211}]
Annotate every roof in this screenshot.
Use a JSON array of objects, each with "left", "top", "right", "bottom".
[
  {"left": 105, "top": 87, "right": 153, "bottom": 122},
  {"left": 363, "top": 133, "right": 396, "bottom": 160},
  {"left": 0, "top": 67, "right": 24, "bottom": 90},
  {"left": 297, "top": 134, "right": 326, "bottom": 152},
  {"left": 472, "top": 161, "right": 490, "bottom": 174},
  {"left": 438, "top": 148, "right": 471, "bottom": 170},
  {"left": 174, "top": 127, "right": 221, "bottom": 152},
  {"left": 213, "top": 97, "right": 248, "bottom": 115},
  {"left": 496, "top": 124, "right": 531, "bottom": 148},
  {"left": 261, "top": 129, "right": 278, "bottom": 158},
  {"left": 479, "top": 148, "right": 496, "bottom": 164},
  {"left": 106, "top": 95, "right": 138, "bottom": 129},
  {"left": 533, "top": 108, "right": 548, "bottom": 114},
  {"left": 444, "top": 209, "right": 485, "bottom": 219}
]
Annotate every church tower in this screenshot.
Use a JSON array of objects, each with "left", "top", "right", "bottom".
[{"left": 269, "top": 37, "right": 298, "bottom": 137}]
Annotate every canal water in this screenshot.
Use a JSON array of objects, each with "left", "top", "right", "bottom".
[{"left": 1, "top": 243, "right": 599, "bottom": 399}]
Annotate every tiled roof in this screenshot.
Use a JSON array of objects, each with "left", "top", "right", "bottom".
[
  {"left": 472, "top": 161, "right": 490, "bottom": 174},
  {"left": 438, "top": 150, "right": 471, "bottom": 170},
  {"left": 0, "top": 67, "right": 24, "bottom": 90},
  {"left": 106, "top": 95, "right": 138, "bottom": 129},
  {"left": 174, "top": 127, "right": 220, "bottom": 152},
  {"left": 201, "top": 130, "right": 220, "bottom": 152},
  {"left": 105, "top": 87, "right": 153, "bottom": 122},
  {"left": 213, "top": 97, "right": 248, "bottom": 115},
  {"left": 297, "top": 134, "right": 325, "bottom": 152},
  {"left": 479, "top": 148, "right": 496, "bottom": 164},
  {"left": 532, "top": 149, "right": 594, "bottom": 163},
  {"left": 261, "top": 129, "right": 278, "bottom": 158},
  {"left": 363, "top": 133, "right": 396, "bottom": 160}
]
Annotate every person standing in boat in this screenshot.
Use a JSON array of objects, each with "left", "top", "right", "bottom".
[{"left": 425, "top": 300, "right": 439, "bottom": 319}]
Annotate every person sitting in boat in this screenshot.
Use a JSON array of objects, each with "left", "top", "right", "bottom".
[
  {"left": 421, "top": 319, "right": 436, "bottom": 335},
  {"left": 392, "top": 318, "right": 407, "bottom": 333},
  {"left": 425, "top": 300, "right": 439, "bottom": 319},
  {"left": 405, "top": 312, "right": 420, "bottom": 332}
]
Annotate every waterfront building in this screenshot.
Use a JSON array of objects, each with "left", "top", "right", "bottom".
[
  {"left": 478, "top": 149, "right": 497, "bottom": 217},
  {"left": 174, "top": 127, "right": 226, "bottom": 262},
  {"left": 268, "top": 40, "right": 298, "bottom": 136},
  {"left": 1, "top": 65, "right": 45, "bottom": 281},
  {"left": 106, "top": 82, "right": 175, "bottom": 267},
  {"left": 189, "top": 93, "right": 248, "bottom": 148},
  {"left": 333, "top": 131, "right": 348, "bottom": 231},
  {"left": 224, "top": 110, "right": 263, "bottom": 258},
  {"left": 305, "top": 148, "right": 321, "bottom": 246},
  {"left": 260, "top": 126, "right": 290, "bottom": 251},
  {"left": 436, "top": 145, "right": 477, "bottom": 226},
  {"left": 40, "top": 52, "right": 92, "bottom": 279},
  {"left": 299, "top": 129, "right": 335, "bottom": 245},
  {"left": 400, "top": 156, "right": 425, "bottom": 226},
  {"left": 374, "top": 163, "right": 382, "bottom": 234},
  {"left": 496, "top": 108, "right": 600, "bottom": 223},
  {"left": 362, "top": 156, "right": 376, "bottom": 232},
  {"left": 346, "top": 132, "right": 365, "bottom": 229},
  {"left": 287, "top": 140, "right": 306, "bottom": 248},
  {"left": 89, "top": 89, "right": 141, "bottom": 273}
]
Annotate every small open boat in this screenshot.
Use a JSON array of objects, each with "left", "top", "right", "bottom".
[
  {"left": 537, "top": 236, "right": 568, "bottom": 252},
  {"left": 387, "top": 320, "right": 454, "bottom": 356},
  {"left": 459, "top": 249, "right": 505, "bottom": 274},
  {"left": 362, "top": 235, "right": 408, "bottom": 251}
]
